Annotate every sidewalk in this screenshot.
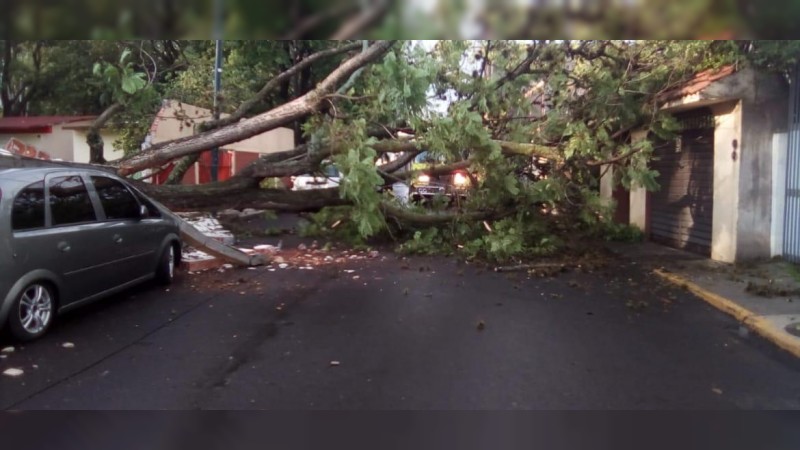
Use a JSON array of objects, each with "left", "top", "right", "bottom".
[{"left": 608, "top": 242, "right": 800, "bottom": 358}]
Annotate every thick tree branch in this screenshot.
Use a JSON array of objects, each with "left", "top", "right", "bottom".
[
  {"left": 88, "top": 102, "right": 124, "bottom": 164},
  {"left": 135, "top": 177, "right": 345, "bottom": 212},
  {"left": 200, "top": 41, "right": 363, "bottom": 132},
  {"left": 115, "top": 41, "right": 395, "bottom": 176},
  {"left": 379, "top": 150, "right": 421, "bottom": 173},
  {"left": 381, "top": 201, "right": 509, "bottom": 226}
]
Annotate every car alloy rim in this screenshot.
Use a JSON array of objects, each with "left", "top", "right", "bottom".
[
  {"left": 168, "top": 246, "right": 175, "bottom": 279},
  {"left": 18, "top": 284, "right": 52, "bottom": 334}
]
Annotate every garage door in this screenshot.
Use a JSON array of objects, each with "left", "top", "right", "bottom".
[{"left": 649, "top": 109, "right": 714, "bottom": 256}]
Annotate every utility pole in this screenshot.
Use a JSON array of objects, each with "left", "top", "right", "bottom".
[
  {"left": 211, "top": 39, "right": 222, "bottom": 182},
  {"left": 210, "top": 0, "right": 223, "bottom": 182}
]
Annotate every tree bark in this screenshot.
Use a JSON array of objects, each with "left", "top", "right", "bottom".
[
  {"left": 115, "top": 40, "right": 395, "bottom": 176},
  {"left": 87, "top": 102, "right": 123, "bottom": 164},
  {"left": 135, "top": 176, "right": 346, "bottom": 212}
]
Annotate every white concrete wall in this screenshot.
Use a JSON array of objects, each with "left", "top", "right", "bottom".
[
  {"left": 709, "top": 101, "right": 742, "bottom": 263},
  {"left": 70, "top": 129, "right": 124, "bottom": 163}
]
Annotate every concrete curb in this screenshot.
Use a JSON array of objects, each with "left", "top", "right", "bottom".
[{"left": 653, "top": 268, "right": 800, "bottom": 359}]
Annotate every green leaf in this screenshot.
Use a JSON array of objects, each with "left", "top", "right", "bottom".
[
  {"left": 119, "top": 48, "right": 131, "bottom": 64},
  {"left": 120, "top": 73, "right": 146, "bottom": 94}
]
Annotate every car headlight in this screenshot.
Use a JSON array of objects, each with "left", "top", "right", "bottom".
[
  {"left": 453, "top": 172, "right": 468, "bottom": 186},
  {"left": 417, "top": 174, "right": 430, "bottom": 183}
]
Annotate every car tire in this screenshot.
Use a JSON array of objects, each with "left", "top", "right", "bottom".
[
  {"left": 155, "top": 244, "right": 176, "bottom": 285},
  {"left": 7, "top": 282, "right": 56, "bottom": 342}
]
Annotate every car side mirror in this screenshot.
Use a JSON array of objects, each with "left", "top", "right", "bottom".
[{"left": 139, "top": 204, "right": 150, "bottom": 218}]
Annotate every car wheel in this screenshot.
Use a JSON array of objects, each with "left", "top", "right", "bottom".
[
  {"left": 7, "top": 283, "right": 55, "bottom": 341},
  {"left": 156, "top": 244, "right": 176, "bottom": 285}
]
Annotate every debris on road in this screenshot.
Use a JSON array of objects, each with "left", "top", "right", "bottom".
[
  {"left": 62, "top": 342, "right": 75, "bottom": 349},
  {"left": 177, "top": 212, "right": 235, "bottom": 245},
  {"left": 3, "top": 368, "right": 24, "bottom": 377},
  {"left": 712, "top": 387, "right": 723, "bottom": 395},
  {"left": 1, "top": 346, "right": 14, "bottom": 354},
  {"left": 476, "top": 320, "right": 486, "bottom": 331},
  {"left": 329, "top": 360, "right": 341, "bottom": 367}
]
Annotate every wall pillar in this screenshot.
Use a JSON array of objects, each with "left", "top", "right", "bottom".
[{"left": 710, "top": 101, "right": 741, "bottom": 263}]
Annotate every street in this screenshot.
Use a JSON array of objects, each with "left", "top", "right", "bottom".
[{"left": 2, "top": 250, "right": 800, "bottom": 409}]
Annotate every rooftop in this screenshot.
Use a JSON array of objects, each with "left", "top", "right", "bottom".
[{"left": 0, "top": 115, "right": 96, "bottom": 132}]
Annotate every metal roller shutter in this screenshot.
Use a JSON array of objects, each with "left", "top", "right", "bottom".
[{"left": 649, "top": 109, "right": 714, "bottom": 256}]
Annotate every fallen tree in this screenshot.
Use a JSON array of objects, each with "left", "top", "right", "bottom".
[{"left": 23, "top": 40, "right": 789, "bottom": 262}]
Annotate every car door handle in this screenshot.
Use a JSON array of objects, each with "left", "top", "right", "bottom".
[
  {"left": 57, "top": 241, "right": 71, "bottom": 253},
  {"left": 113, "top": 234, "right": 123, "bottom": 244}
]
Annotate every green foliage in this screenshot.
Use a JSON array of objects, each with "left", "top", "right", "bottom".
[
  {"left": 91, "top": 47, "right": 149, "bottom": 104},
  {"left": 602, "top": 223, "right": 645, "bottom": 243},
  {"left": 397, "top": 228, "right": 450, "bottom": 256},
  {"left": 746, "top": 41, "right": 800, "bottom": 74}
]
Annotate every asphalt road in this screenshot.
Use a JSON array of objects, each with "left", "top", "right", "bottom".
[{"left": 2, "top": 249, "right": 800, "bottom": 409}]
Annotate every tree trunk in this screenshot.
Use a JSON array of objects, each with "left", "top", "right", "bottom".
[
  {"left": 134, "top": 176, "right": 346, "bottom": 212},
  {"left": 87, "top": 103, "right": 123, "bottom": 164}
]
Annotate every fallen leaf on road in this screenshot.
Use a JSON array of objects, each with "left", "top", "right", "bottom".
[
  {"left": 476, "top": 320, "right": 486, "bottom": 331},
  {"left": 3, "top": 368, "right": 23, "bottom": 377}
]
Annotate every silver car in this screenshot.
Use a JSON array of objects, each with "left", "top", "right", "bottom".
[{"left": 0, "top": 167, "right": 181, "bottom": 341}]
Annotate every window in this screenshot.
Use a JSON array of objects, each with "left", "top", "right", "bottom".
[
  {"left": 12, "top": 181, "right": 45, "bottom": 231},
  {"left": 131, "top": 190, "right": 161, "bottom": 218},
  {"left": 91, "top": 176, "right": 140, "bottom": 220},
  {"left": 49, "top": 176, "right": 96, "bottom": 226}
]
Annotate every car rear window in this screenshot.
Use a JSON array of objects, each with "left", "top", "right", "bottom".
[
  {"left": 11, "top": 181, "right": 46, "bottom": 231},
  {"left": 91, "top": 176, "right": 140, "bottom": 220},
  {"left": 49, "top": 176, "right": 97, "bottom": 226}
]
